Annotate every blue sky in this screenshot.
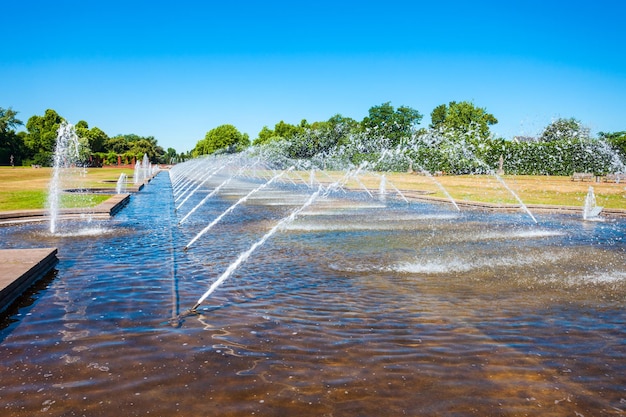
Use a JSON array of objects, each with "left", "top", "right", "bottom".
[{"left": 2, "top": 0, "right": 625, "bottom": 152}]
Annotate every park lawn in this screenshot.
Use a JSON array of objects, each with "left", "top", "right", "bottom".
[
  {"left": 310, "top": 171, "right": 626, "bottom": 210},
  {"left": 0, "top": 166, "right": 134, "bottom": 211},
  {"left": 1, "top": 166, "right": 624, "bottom": 211}
]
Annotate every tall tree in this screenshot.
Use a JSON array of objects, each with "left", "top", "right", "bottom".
[
  {"left": 429, "top": 101, "right": 498, "bottom": 140},
  {"left": 75, "top": 120, "right": 109, "bottom": 153},
  {"left": 253, "top": 120, "right": 305, "bottom": 146},
  {"left": 0, "top": 107, "right": 25, "bottom": 165},
  {"left": 24, "top": 109, "right": 64, "bottom": 165},
  {"left": 599, "top": 131, "right": 626, "bottom": 160},
  {"left": 540, "top": 117, "right": 589, "bottom": 142},
  {"left": 193, "top": 124, "right": 250, "bottom": 156},
  {"left": 361, "top": 102, "right": 422, "bottom": 146}
]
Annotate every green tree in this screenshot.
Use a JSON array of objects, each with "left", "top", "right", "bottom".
[
  {"left": 165, "top": 147, "right": 178, "bottom": 164},
  {"left": 599, "top": 131, "right": 626, "bottom": 160},
  {"left": 0, "top": 107, "right": 25, "bottom": 165},
  {"left": 0, "top": 107, "right": 23, "bottom": 132},
  {"left": 540, "top": 117, "right": 589, "bottom": 142},
  {"left": 361, "top": 102, "right": 422, "bottom": 146},
  {"left": 105, "top": 136, "right": 132, "bottom": 154},
  {"left": 429, "top": 104, "right": 447, "bottom": 129},
  {"left": 130, "top": 140, "right": 155, "bottom": 160},
  {"left": 103, "top": 134, "right": 165, "bottom": 162},
  {"left": 24, "top": 109, "right": 64, "bottom": 166},
  {"left": 253, "top": 126, "right": 278, "bottom": 146},
  {"left": 193, "top": 124, "right": 250, "bottom": 156},
  {"left": 429, "top": 101, "right": 498, "bottom": 140},
  {"left": 75, "top": 120, "right": 108, "bottom": 153},
  {"left": 253, "top": 120, "right": 305, "bottom": 146}
]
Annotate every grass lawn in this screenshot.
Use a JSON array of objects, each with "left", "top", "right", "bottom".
[
  {"left": 1, "top": 166, "right": 624, "bottom": 212},
  {"left": 302, "top": 171, "right": 626, "bottom": 210},
  {"left": 0, "top": 166, "right": 135, "bottom": 211}
]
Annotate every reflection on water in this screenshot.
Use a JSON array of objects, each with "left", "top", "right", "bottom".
[{"left": 0, "top": 172, "right": 625, "bottom": 416}]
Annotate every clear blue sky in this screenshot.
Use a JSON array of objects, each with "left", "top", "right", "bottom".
[{"left": 2, "top": 0, "right": 625, "bottom": 153}]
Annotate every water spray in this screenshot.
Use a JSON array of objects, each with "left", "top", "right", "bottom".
[
  {"left": 191, "top": 185, "right": 324, "bottom": 310},
  {"left": 183, "top": 166, "right": 295, "bottom": 250}
]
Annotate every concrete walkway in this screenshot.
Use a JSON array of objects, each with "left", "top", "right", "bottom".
[{"left": 0, "top": 248, "right": 58, "bottom": 314}]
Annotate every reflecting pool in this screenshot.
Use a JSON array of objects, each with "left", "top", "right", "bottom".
[{"left": 1, "top": 172, "right": 625, "bottom": 416}]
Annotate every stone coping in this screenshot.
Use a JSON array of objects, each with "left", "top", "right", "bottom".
[{"left": 0, "top": 248, "right": 58, "bottom": 314}]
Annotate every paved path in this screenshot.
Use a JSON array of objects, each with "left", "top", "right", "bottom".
[{"left": 0, "top": 248, "right": 58, "bottom": 313}]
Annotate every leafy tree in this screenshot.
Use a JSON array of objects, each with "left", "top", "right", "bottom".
[
  {"left": 429, "top": 104, "right": 447, "bottom": 129},
  {"left": 105, "top": 136, "right": 132, "bottom": 154},
  {"left": 0, "top": 107, "right": 25, "bottom": 165},
  {"left": 361, "top": 102, "right": 422, "bottom": 146},
  {"left": 75, "top": 120, "right": 108, "bottom": 153},
  {"left": 540, "top": 118, "right": 589, "bottom": 142},
  {"left": 429, "top": 101, "right": 498, "bottom": 140},
  {"left": 325, "top": 114, "right": 358, "bottom": 131},
  {"left": 0, "top": 107, "right": 23, "bottom": 132},
  {"left": 253, "top": 126, "right": 279, "bottom": 146},
  {"left": 193, "top": 124, "right": 250, "bottom": 156},
  {"left": 24, "top": 109, "right": 65, "bottom": 166},
  {"left": 253, "top": 120, "right": 306, "bottom": 146},
  {"left": 599, "top": 131, "right": 626, "bottom": 160},
  {"left": 103, "top": 134, "right": 165, "bottom": 163}
]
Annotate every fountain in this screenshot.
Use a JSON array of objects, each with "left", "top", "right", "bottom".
[
  {"left": 583, "top": 186, "right": 603, "bottom": 220},
  {"left": 183, "top": 166, "right": 295, "bottom": 250},
  {"left": 115, "top": 173, "right": 127, "bottom": 194},
  {"left": 46, "top": 121, "right": 82, "bottom": 234},
  {"left": 133, "top": 159, "right": 141, "bottom": 184},
  {"left": 378, "top": 174, "right": 386, "bottom": 201},
  {"left": 1, "top": 147, "right": 626, "bottom": 416}
]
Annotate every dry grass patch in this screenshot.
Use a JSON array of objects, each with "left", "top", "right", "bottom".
[{"left": 294, "top": 171, "right": 626, "bottom": 209}]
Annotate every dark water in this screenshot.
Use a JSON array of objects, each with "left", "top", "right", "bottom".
[{"left": 1, "top": 172, "right": 625, "bottom": 416}]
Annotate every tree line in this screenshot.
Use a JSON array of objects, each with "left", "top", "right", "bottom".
[
  {"left": 0, "top": 108, "right": 182, "bottom": 167},
  {"left": 2, "top": 102, "right": 625, "bottom": 175},
  {"left": 191, "top": 101, "right": 626, "bottom": 176}
]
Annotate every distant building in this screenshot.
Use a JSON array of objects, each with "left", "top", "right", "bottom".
[{"left": 512, "top": 136, "right": 538, "bottom": 143}]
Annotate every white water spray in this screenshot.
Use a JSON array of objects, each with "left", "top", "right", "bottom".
[
  {"left": 47, "top": 122, "right": 81, "bottom": 234},
  {"left": 184, "top": 167, "right": 295, "bottom": 250},
  {"left": 583, "top": 186, "right": 603, "bottom": 220},
  {"left": 116, "top": 173, "right": 127, "bottom": 194},
  {"left": 191, "top": 185, "right": 324, "bottom": 310}
]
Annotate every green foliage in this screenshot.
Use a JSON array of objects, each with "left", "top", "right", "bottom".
[
  {"left": 429, "top": 101, "right": 498, "bottom": 140},
  {"left": 253, "top": 120, "right": 307, "bottom": 146},
  {"left": 3, "top": 106, "right": 174, "bottom": 166},
  {"left": 0, "top": 107, "right": 25, "bottom": 165},
  {"left": 540, "top": 118, "right": 589, "bottom": 142},
  {"left": 193, "top": 124, "right": 250, "bottom": 156},
  {"left": 24, "top": 109, "right": 64, "bottom": 166},
  {"left": 499, "top": 139, "right": 616, "bottom": 175},
  {"left": 0, "top": 107, "right": 23, "bottom": 132},
  {"left": 286, "top": 122, "right": 352, "bottom": 160},
  {"left": 360, "top": 102, "right": 422, "bottom": 146},
  {"left": 599, "top": 131, "right": 626, "bottom": 159},
  {"left": 75, "top": 121, "right": 108, "bottom": 153},
  {"left": 104, "top": 134, "right": 166, "bottom": 163}
]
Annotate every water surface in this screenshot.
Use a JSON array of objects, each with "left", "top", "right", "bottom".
[{"left": 1, "top": 172, "right": 625, "bottom": 416}]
